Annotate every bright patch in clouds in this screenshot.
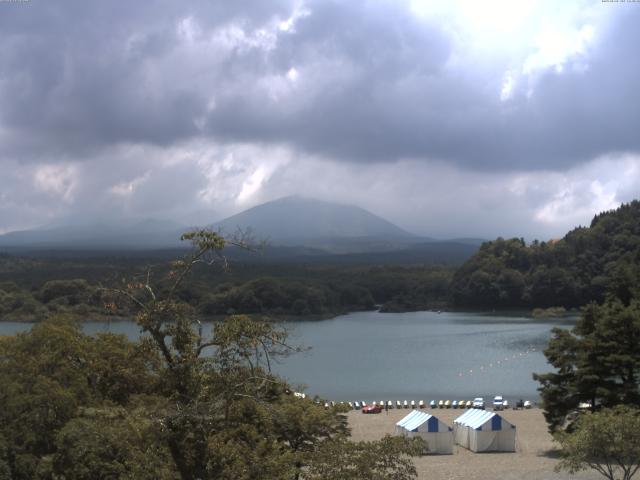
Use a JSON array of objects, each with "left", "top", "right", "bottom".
[
  {"left": 524, "top": 24, "right": 595, "bottom": 75},
  {"left": 455, "top": 0, "right": 537, "bottom": 35},
  {"left": 110, "top": 174, "right": 149, "bottom": 197},
  {"left": 33, "top": 164, "right": 77, "bottom": 203},
  {"left": 533, "top": 155, "right": 640, "bottom": 227}
]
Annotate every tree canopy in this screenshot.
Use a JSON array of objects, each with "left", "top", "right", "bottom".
[
  {"left": 555, "top": 406, "right": 640, "bottom": 480},
  {"left": 534, "top": 299, "right": 640, "bottom": 431},
  {"left": 451, "top": 201, "right": 640, "bottom": 308},
  {"left": 0, "top": 230, "right": 426, "bottom": 479}
]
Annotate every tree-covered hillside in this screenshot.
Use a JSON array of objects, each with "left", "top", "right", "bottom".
[
  {"left": 451, "top": 201, "right": 640, "bottom": 308},
  {"left": 0, "top": 253, "right": 454, "bottom": 321}
]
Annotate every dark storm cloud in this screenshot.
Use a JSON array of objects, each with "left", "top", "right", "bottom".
[
  {"left": 1, "top": 0, "right": 639, "bottom": 171},
  {"left": 0, "top": 0, "right": 293, "bottom": 159},
  {"left": 0, "top": 0, "right": 639, "bottom": 240},
  {"left": 203, "top": 2, "right": 640, "bottom": 170}
]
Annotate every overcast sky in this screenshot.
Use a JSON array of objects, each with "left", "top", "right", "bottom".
[{"left": 1, "top": 0, "right": 639, "bottom": 239}]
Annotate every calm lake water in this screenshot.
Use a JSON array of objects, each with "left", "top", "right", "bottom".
[{"left": 0, "top": 311, "right": 574, "bottom": 403}]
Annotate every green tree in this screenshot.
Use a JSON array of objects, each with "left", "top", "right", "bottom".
[
  {"left": 52, "top": 406, "right": 176, "bottom": 480},
  {"left": 305, "top": 435, "right": 427, "bottom": 480},
  {"left": 534, "top": 300, "right": 640, "bottom": 431},
  {"left": 0, "top": 230, "right": 427, "bottom": 479},
  {"left": 0, "top": 316, "right": 159, "bottom": 479},
  {"left": 103, "top": 230, "right": 425, "bottom": 479},
  {"left": 555, "top": 406, "right": 640, "bottom": 480}
]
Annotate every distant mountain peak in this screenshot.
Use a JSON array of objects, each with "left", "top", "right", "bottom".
[{"left": 212, "top": 196, "right": 414, "bottom": 242}]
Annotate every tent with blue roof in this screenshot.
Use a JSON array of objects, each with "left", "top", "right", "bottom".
[
  {"left": 395, "top": 410, "right": 453, "bottom": 454},
  {"left": 453, "top": 409, "right": 516, "bottom": 452}
]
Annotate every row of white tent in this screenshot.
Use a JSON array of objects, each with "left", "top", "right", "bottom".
[{"left": 394, "top": 409, "right": 516, "bottom": 454}]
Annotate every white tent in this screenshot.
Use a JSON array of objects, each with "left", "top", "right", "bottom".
[
  {"left": 453, "top": 409, "right": 516, "bottom": 452},
  {"left": 395, "top": 410, "right": 454, "bottom": 454}
]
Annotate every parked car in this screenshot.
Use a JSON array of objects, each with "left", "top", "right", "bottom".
[
  {"left": 472, "top": 397, "right": 485, "bottom": 409},
  {"left": 493, "top": 395, "right": 504, "bottom": 410},
  {"left": 362, "top": 404, "right": 382, "bottom": 414}
]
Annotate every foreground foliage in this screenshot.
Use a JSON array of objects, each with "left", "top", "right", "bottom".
[
  {"left": 0, "top": 230, "right": 426, "bottom": 479},
  {"left": 555, "top": 406, "right": 640, "bottom": 480},
  {"left": 534, "top": 299, "right": 640, "bottom": 431},
  {"left": 305, "top": 436, "right": 427, "bottom": 480}
]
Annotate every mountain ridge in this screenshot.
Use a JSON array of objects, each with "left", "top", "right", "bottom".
[
  {"left": 211, "top": 196, "right": 415, "bottom": 242},
  {"left": 0, "top": 196, "right": 478, "bottom": 263}
]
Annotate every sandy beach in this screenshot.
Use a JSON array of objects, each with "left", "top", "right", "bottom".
[{"left": 348, "top": 407, "right": 600, "bottom": 480}]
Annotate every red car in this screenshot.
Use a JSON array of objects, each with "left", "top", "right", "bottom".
[{"left": 362, "top": 405, "right": 383, "bottom": 414}]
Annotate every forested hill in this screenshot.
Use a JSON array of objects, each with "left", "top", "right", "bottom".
[{"left": 451, "top": 200, "right": 640, "bottom": 308}]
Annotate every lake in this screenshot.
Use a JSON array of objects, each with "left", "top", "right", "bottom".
[{"left": 0, "top": 310, "right": 573, "bottom": 403}]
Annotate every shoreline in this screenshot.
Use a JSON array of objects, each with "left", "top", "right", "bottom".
[{"left": 0, "top": 306, "right": 582, "bottom": 324}]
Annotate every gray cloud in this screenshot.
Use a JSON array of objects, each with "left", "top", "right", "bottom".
[
  {"left": 1, "top": 1, "right": 638, "bottom": 169},
  {"left": 0, "top": 1, "right": 639, "bottom": 238}
]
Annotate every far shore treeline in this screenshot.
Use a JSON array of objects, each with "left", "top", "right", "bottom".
[{"left": 0, "top": 200, "right": 639, "bottom": 322}]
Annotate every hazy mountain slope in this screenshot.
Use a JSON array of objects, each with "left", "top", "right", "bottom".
[
  {"left": 0, "top": 197, "right": 450, "bottom": 258},
  {"left": 0, "top": 219, "right": 186, "bottom": 249},
  {"left": 212, "top": 196, "right": 415, "bottom": 241}
]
